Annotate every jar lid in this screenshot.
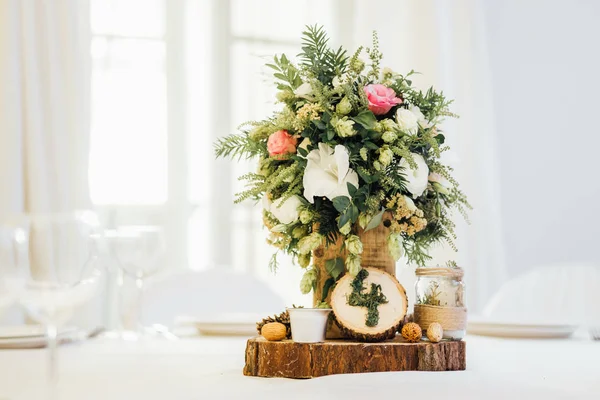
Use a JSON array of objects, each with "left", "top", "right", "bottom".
[{"left": 415, "top": 266, "right": 464, "bottom": 279}]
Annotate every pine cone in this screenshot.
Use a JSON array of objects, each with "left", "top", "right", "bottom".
[{"left": 256, "top": 310, "right": 291, "bottom": 338}]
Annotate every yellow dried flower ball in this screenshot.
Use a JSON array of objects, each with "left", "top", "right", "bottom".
[
  {"left": 401, "top": 322, "right": 422, "bottom": 343},
  {"left": 427, "top": 322, "right": 444, "bottom": 343}
]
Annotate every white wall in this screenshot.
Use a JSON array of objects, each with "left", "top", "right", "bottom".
[{"left": 483, "top": 0, "right": 600, "bottom": 276}]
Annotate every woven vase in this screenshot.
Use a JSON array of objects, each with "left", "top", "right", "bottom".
[{"left": 312, "top": 212, "right": 395, "bottom": 306}]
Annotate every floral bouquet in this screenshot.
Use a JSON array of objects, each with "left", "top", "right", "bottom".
[{"left": 215, "top": 26, "right": 469, "bottom": 299}]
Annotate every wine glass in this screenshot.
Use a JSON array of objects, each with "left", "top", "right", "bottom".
[
  {"left": 12, "top": 211, "right": 104, "bottom": 385},
  {"left": 108, "top": 225, "right": 165, "bottom": 339},
  {"left": 0, "top": 225, "right": 27, "bottom": 320}
]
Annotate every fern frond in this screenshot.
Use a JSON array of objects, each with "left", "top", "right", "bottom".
[{"left": 214, "top": 132, "right": 267, "bottom": 160}]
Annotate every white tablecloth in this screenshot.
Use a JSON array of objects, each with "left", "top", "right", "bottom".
[{"left": 0, "top": 334, "right": 599, "bottom": 400}]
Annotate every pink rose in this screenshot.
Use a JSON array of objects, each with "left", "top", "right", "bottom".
[
  {"left": 267, "top": 130, "right": 297, "bottom": 157},
  {"left": 363, "top": 84, "right": 403, "bottom": 115}
]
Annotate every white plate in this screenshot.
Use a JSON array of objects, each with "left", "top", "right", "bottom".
[
  {"left": 0, "top": 325, "right": 47, "bottom": 339},
  {"left": 467, "top": 318, "right": 578, "bottom": 339},
  {"left": 0, "top": 326, "right": 82, "bottom": 348},
  {"left": 177, "top": 314, "right": 261, "bottom": 336}
]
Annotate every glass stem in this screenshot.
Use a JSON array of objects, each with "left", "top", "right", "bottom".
[
  {"left": 46, "top": 322, "right": 58, "bottom": 385},
  {"left": 135, "top": 274, "right": 144, "bottom": 336}
]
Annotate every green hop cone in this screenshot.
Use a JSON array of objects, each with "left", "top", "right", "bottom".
[
  {"left": 336, "top": 96, "right": 353, "bottom": 115},
  {"left": 300, "top": 268, "right": 317, "bottom": 294},
  {"left": 339, "top": 221, "right": 352, "bottom": 235},
  {"left": 332, "top": 116, "right": 356, "bottom": 138},
  {"left": 350, "top": 57, "right": 365, "bottom": 74},
  {"left": 379, "top": 148, "right": 394, "bottom": 167},
  {"left": 297, "top": 232, "right": 322, "bottom": 255},
  {"left": 345, "top": 235, "right": 363, "bottom": 255},
  {"left": 380, "top": 119, "right": 398, "bottom": 132},
  {"left": 382, "top": 131, "right": 397, "bottom": 143},
  {"left": 346, "top": 254, "right": 362, "bottom": 277},
  {"left": 292, "top": 225, "right": 308, "bottom": 239},
  {"left": 299, "top": 209, "right": 314, "bottom": 225},
  {"left": 359, "top": 147, "right": 368, "bottom": 161},
  {"left": 358, "top": 213, "right": 370, "bottom": 229},
  {"left": 298, "top": 252, "right": 311, "bottom": 268},
  {"left": 276, "top": 90, "right": 295, "bottom": 103},
  {"left": 387, "top": 233, "right": 403, "bottom": 261}
]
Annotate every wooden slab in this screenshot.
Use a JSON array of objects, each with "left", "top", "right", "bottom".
[{"left": 244, "top": 336, "right": 466, "bottom": 378}]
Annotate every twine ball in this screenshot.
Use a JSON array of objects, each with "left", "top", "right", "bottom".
[
  {"left": 261, "top": 322, "right": 287, "bottom": 341},
  {"left": 427, "top": 322, "right": 444, "bottom": 343},
  {"left": 401, "top": 322, "right": 422, "bottom": 343}
]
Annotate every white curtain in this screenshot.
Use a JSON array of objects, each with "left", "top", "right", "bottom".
[
  {"left": 0, "top": 0, "right": 91, "bottom": 216},
  {"left": 0, "top": 0, "right": 92, "bottom": 324},
  {"left": 348, "top": 0, "right": 507, "bottom": 312}
]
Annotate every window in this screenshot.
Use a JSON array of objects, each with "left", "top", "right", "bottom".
[{"left": 89, "top": 0, "right": 342, "bottom": 304}]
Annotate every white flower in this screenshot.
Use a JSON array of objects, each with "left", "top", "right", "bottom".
[
  {"left": 270, "top": 195, "right": 303, "bottom": 224},
  {"left": 403, "top": 195, "right": 417, "bottom": 212},
  {"left": 399, "top": 153, "right": 429, "bottom": 198},
  {"left": 262, "top": 195, "right": 272, "bottom": 211},
  {"left": 294, "top": 82, "right": 314, "bottom": 100},
  {"left": 410, "top": 105, "right": 431, "bottom": 129},
  {"left": 303, "top": 143, "right": 359, "bottom": 203},
  {"left": 395, "top": 108, "right": 419, "bottom": 135},
  {"left": 332, "top": 73, "right": 350, "bottom": 89}
]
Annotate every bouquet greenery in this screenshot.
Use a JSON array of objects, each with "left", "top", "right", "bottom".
[{"left": 215, "top": 26, "right": 470, "bottom": 296}]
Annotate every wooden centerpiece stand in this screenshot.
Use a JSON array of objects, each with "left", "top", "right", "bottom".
[{"left": 244, "top": 215, "right": 466, "bottom": 378}]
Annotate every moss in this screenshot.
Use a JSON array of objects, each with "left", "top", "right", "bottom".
[{"left": 347, "top": 269, "right": 389, "bottom": 327}]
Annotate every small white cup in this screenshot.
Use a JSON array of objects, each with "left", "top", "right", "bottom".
[{"left": 287, "top": 307, "right": 332, "bottom": 343}]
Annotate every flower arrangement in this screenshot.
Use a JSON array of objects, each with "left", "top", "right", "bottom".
[{"left": 215, "top": 26, "right": 470, "bottom": 297}]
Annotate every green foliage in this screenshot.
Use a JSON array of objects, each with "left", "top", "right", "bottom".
[
  {"left": 266, "top": 53, "right": 303, "bottom": 91},
  {"left": 212, "top": 25, "right": 470, "bottom": 284},
  {"left": 298, "top": 25, "right": 349, "bottom": 84},
  {"left": 325, "top": 257, "right": 344, "bottom": 280},
  {"left": 347, "top": 269, "right": 389, "bottom": 327},
  {"left": 214, "top": 132, "right": 267, "bottom": 160}
]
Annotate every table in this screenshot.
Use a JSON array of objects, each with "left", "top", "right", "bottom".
[{"left": 0, "top": 334, "right": 599, "bottom": 399}]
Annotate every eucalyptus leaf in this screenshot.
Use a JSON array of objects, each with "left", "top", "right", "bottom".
[
  {"left": 363, "top": 141, "right": 379, "bottom": 150},
  {"left": 321, "top": 278, "right": 335, "bottom": 301},
  {"left": 364, "top": 209, "right": 385, "bottom": 232},
  {"left": 347, "top": 183, "right": 358, "bottom": 198},
  {"left": 339, "top": 209, "right": 351, "bottom": 228},
  {"left": 297, "top": 147, "right": 308, "bottom": 157},
  {"left": 352, "top": 110, "right": 377, "bottom": 129},
  {"left": 349, "top": 205, "right": 359, "bottom": 222},
  {"left": 332, "top": 196, "right": 350, "bottom": 212},
  {"left": 325, "top": 258, "right": 344, "bottom": 280}
]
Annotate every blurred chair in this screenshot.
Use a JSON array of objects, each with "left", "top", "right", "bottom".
[
  {"left": 0, "top": 304, "right": 24, "bottom": 325},
  {"left": 483, "top": 264, "right": 600, "bottom": 325},
  {"left": 139, "top": 268, "right": 286, "bottom": 327}
]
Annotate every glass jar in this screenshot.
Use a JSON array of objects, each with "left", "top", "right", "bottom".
[{"left": 414, "top": 266, "right": 466, "bottom": 340}]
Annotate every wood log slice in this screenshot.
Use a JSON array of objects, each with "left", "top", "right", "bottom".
[
  {"left": 243, "top": 336, "right": 466, "bottom": 378},
  {"left": 331, "top": 267, "right": 408, "bottom": 342}
]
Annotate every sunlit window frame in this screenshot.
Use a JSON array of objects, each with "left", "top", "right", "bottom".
[{"left": 91, "top": 0, "right": 354, "bottom": 273}]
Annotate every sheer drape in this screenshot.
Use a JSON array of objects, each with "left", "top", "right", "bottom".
[
  {"left": 0, "top": 0, "right": 91, "bottom": 216},
  {"left": 0, "top": 0, "right": 92, "bottom": 324}
]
